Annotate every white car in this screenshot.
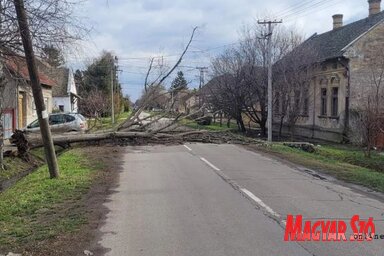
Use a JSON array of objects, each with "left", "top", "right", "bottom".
[{"left": 25, "top": 113, "right": 88, "bottom": 133}]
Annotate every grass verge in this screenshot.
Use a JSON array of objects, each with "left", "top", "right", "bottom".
[
  {"left": 252, "top": 143, "right": 384, "bottom": 193},
  {"left": 0, "top": 149, "right": 101, "bottom": 253}
]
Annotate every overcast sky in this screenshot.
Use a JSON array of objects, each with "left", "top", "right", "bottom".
[{"left": 70, "top": 0, "right": 373, "bottom": 101}]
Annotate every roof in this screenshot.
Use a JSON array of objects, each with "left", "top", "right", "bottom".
[
  {"left": 301, "top": 11, "right": 384, "bottom": 61},
  {"left": 51, "top": 68, "right": 70, "bottom": 97},
  {"left": 5, "top": 56, "right": 57, "bottom": 87}
]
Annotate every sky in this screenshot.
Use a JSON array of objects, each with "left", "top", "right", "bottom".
[{"left": 69, "top": 0, "right": 372, "bottom": 101}]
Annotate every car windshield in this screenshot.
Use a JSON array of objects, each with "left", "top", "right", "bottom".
[
  {"left": 28, "top": 119, "right": 39, "bottom": 128},
  {"left": 76, "top": 114, "right": 86, "bottom": 121}
]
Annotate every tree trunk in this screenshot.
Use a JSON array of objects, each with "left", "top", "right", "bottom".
[
  {"left": 279, "top": 115, "right": 284, "bottom": 139},
  {"left": 289, "top": 123, "right": 295, "bottom": 140},
  {"left": 227, "top": 117, "right": 231, "bottom": 128},
  {"left": 237, "top": 115, "right": 246, "bottom": 133},
  {"left": 219, "top": 112, "right": 223, "bottom": 127},
  {"left": 260, "top": 118, "right": 267, "bottom": 137},
  {"left": 0, "top": 115, "right": 4, "bottom": 170}
]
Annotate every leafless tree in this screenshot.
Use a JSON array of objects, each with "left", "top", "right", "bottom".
[
  {"left": 0, "top": 67, "right": 5, "bottom": 170},
  {"left": 351, "top": 49, "right": 384, "bottom": 157},
  {"left": 274, "top": 42, "right": 319, "bottom": 138},
  {"left": 209, "top": 49, "right": 248, "bottom": 132},
  {"left": 78, "top": 90, "right": 111, "bottom": 129},
  {"left": 0, "top": 0, "right": 87, "bottom": 57},
  {"left": 206, "top": 24, "right": 306, "bottom": 135},
  {"left": 118, "top": 27, "right": 198, "bottom": 130}
]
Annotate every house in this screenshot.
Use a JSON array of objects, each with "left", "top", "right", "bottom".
[
  {"left": 1, "top": 55, "right": 56, "bottom": 139},
  {"left": 51, "top": 68, "right": 80, "bottom": 113},
  {"left": 275, "top": 0, "right": 384, "bottom": 143},
  {"left": 184, "top": 91, "right": 199, "bottom": 114},
  {"left": 170, "top": 89, "right": 193, "bottom": 113}
]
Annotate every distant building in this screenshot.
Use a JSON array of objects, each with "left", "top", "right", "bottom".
[{"left": 51, "top": 68, "right": 80, "bottom": 113}]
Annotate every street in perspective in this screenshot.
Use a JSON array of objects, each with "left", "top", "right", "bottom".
[{"left": 1, "top": 0, "right": 384, "bottom": 256}]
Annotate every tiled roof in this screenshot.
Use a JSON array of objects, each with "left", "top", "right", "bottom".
[
  {"left": 5, "top": 56, "right": 57, "bottom": 87},
  {"left": 301, "top": 11, "right": 384, "bottom": 61}
]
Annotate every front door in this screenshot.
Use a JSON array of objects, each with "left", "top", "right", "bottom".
[{"left": 18, "top": 94, "right": 24, "bottom": 129}]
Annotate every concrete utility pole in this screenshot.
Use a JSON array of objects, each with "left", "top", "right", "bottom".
[
  {"left": 258, "top": 20, "right": 282, "bottom": 143},
  {"left": 196, "top": 67, "right": 208, "bottom": 108},
  {"left": 196, "top": 66, "right": 208, "bottom": 89},
  {"left": 111, "top": 62, "right": 114, "bottom": 124},
  {"left": 13, "top": 0, "right": 59, "bottom": 178}
]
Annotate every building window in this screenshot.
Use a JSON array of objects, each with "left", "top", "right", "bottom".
[
  {"left": 302, "top": 89, "right": 309, "bottom": 116},
  {"left": 303, "top": 97, "right": 309, "bottom": 116},
  {"left": 331, "top": 87, "right": 339, "bottom": 117},
  {"left": 321, "top": 63, "right": 327, "bottom": 71},
  {"left": 321, "top": 88, "right": 327, "bottom": 116},
  {"left": 59, "top": 105, "right": 64, "bottom": 112}
]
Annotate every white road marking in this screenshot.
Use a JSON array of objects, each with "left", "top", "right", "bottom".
[
  {"left": 200, "top": 157, "right": 221, "bottom": 171},
  {"left": 241, "top": 188, "right": 281, "bottom": 220},
  {"left": 198, "top": 155, "right": 286, "bottom": 226},
  {"left": 183, "top": 145, "right": 192, "bottom": 151}
]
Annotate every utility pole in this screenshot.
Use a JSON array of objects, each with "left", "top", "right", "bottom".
[
  {"left": 258, "top": 20, "right": 282, "bottom": 143},
  {"left": 196, "top": 67, "right": 208, "bottom": 108},
  {"left": 196, "top": 66, "right": 208, "bottom": 89},
  {"left": 0, "top": 0, "right": 4, "bottom": 170},
  {"left": 111, "top": 62, "right": 114, "bottom": 124},
  {"left": 13, "top": 0, "right": 59, "bottom": 178}
]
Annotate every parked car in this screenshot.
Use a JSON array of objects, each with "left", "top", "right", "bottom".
[{"left": 25, "top": 113, "right": 88, "bottom": 133}]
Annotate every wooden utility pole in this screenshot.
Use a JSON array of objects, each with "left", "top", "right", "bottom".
[
  {"left": 258, "top": 20, "right": 282, "bottom": 143},
  {"left": 13, "top": 0, "right": 59, "bottom": 178}
]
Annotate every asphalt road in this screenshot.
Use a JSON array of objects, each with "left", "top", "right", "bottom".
[{"left": 99, "top": 143, "right": 384, "bottom": 256}]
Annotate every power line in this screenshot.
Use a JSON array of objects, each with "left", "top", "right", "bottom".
[
  {"left": 281, "top": 0, "right": 342, "bottom": 20},
  {"left": 273, "top": 0, "right": 316, "bottom": 17},
  {"left": 283, "top": 1, "right": 344, "bottom": 22}
]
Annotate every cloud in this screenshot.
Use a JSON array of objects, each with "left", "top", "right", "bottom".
[{"left": 71, "top": 0, "right": 375, "bottom": 100}]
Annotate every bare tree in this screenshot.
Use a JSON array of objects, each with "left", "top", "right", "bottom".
[
  {"left": 206, "top": 24, "right": 306, "bottom": 135},
  {"left": 1, "top": 0, "right": 87, "bottom": 57},
  {"left": 209, "top": 49, "right": 248, "bottom": 132},
  {"left": 274, "top": 42, "right": 319, "bottom": 139},
  {"left": 118, "top": 27, "right": 198, "bottom": 130},
  {"left": 351, "top": 49, "right": 384, "bottom": 157},
  {"left": 0, "top": 66, "right": 5, "bottom": 170}
]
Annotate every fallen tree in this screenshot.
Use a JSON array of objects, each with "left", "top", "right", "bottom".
[
  {"left": 25, "top": 130, "right": 264, "bottom": 148},
  {"left": 6, "top": 26, "right": 263, "bottom": 161}
]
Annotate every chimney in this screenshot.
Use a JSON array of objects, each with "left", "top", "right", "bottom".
[
  {"left": 368, "top": 0, "right": 381, "bottom": 16},
  {"left": 332, "top": 14, "right": 343, "bottom": 29}
]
